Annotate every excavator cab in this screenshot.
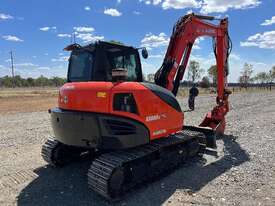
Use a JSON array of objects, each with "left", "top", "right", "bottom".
[{"left": 65, "top": 41, "right": 144, "bottom": 83}]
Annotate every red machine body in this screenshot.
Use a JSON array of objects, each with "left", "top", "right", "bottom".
[{"left": 59, "top": 82, "right": 182, "bottom": 140}]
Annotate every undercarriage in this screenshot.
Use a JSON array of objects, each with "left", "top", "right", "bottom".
[{"left": 42, "top": 127, "right": 216, "bottom": 199}]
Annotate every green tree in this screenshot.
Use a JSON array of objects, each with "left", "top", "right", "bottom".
[
  {"left": 187, "top": 60, "right": 203, "bottom": 83},
  {"left": 26, "top": 77, "right": 35, "bottom": 87},
  {"left": 239, "top": 63, "right": 253, "bottom": 88},
  {"left": 0, "top": 75, "right": 67, "bottom": 88},
  {"left": 14, "top": 75, "right": 24, "bottom": 87},
  {"left": 256, "top": 72, "right": 269, "bottom": 84},
  {"left": 270, "top": 66, "right": 275, "bottom": 83},
  {"left": 208, "top": 65, "right": 217, "bottom": 85},
  {"left": 51, "top": 77, "right": 66, "bottom": 87},
  {"left": 35, "top": 75, "right": 50, "bottom": 87},
  {"left": 200, "top": 76, "right": 210, "bottom": 88},
  {"left": 0, "top": 76, "right": 13, "bottom": 87},
  {"left": 147, "top": 73, "right": 155, "bottom": 82},
  {"left": 269, "top": 66, "right": 275, "bottom": 90}
]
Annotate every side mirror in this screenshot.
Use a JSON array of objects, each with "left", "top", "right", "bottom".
[{"left": 141, "top": 48, "right": 148, "bottom": 59}]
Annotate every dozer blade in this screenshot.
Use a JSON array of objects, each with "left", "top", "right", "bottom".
[{"left": 183, "top": 125, "right": 218, "bottom": 149}]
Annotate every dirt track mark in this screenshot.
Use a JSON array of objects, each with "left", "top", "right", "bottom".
[{"left": 0, "top": 170, "right": 38, "bottom": 190}]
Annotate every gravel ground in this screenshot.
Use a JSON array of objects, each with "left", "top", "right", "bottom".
[{"left": 0, "top": 91, "right": 274, "bottom": 206}]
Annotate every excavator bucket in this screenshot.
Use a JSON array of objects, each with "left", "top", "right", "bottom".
[{"left": 200, "top": 112, "right": 226, "bottom": 136}]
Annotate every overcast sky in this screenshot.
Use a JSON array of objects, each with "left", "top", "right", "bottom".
[{"left": 1, "top": 0, "right": 275, "bottom": 82}]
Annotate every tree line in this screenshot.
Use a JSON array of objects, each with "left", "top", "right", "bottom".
[
  {"left": 1, "top": 61, "right": 274, "bottom": 88},
  {"left": 0, "top": 75, "right": 66, "bottom": 87},
  {"left": 146, "top": 61, "right": 275, "bottom": 89},
  {"left": 239, "top": 63, "right": 275, "bottom": 88}
]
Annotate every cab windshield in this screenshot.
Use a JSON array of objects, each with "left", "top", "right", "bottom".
[{"left": 68, "top": 51, "right": 93, "bottom": 82}]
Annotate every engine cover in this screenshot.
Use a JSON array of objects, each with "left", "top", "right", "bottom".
[{"left": 58, "top": 82, "right": 183, "bottom": 141}]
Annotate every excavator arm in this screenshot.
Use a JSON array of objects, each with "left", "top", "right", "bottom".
[{"left": 155, "top": 13, "right": 232, "bottom": 135}]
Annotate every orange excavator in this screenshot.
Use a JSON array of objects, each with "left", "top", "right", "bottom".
[{"left": 42, "top": 13, "right": 232, "bottom": 199}]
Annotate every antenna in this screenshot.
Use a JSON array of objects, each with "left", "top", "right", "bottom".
[
  {"left": 10, "top": 51, "right": 15, "bottom": 88},
  {"left": 70, "top": 32, "right": 76, "bottom": 44},
  {"left": 70, "top": 33, "right": 73, "bottom": 44}
]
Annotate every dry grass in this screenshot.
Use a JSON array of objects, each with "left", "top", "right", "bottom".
[
  {"left": 0, "top": 87, "right": 58, "bottom": 114},
  {"left": 177, "top": 87, "right": 214, "bottom": 97},
  {"left": 0, "top": 96, "right": 57, "bottom": 114},
  {"left": 0, "top": 87, "right": 58, "bottom": 98}
]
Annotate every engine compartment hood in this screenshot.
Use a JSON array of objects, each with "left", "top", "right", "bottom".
[{"left": 59, "top": 82, "right": 114, "bottom": 113}]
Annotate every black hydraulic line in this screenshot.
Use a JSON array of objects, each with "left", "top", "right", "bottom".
[
  {"left": 212, "top": 31, "right": 232, "bottom": 77},
  {"left": 154, "top": 60, "right": 174, "bottom": 88},
  {"left": 172, "top": 43, "right": 192, "bottom": 96}
]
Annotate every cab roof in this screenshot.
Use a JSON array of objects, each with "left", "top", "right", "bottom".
[{"left": 86, "top": 41, "right": 136, "bottom": 52}]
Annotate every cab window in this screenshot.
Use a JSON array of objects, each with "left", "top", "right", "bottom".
[{"left": 108, "top": 52, "right": 141, "bottom": 81}]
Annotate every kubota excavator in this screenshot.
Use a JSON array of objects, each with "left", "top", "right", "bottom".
[{"left": 42, "top": 13, "right": 232, "bottom": 199}]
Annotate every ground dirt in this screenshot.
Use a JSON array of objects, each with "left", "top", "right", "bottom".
[{"left": 0, "top": 91, "right": 274, "bottom": 206}]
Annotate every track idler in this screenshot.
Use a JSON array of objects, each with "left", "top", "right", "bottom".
[{"left": 41, "top": 138, "right": 92, "bottom": 167}]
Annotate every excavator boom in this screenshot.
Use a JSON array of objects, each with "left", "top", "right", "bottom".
[{"left": 155, "top": 13, "right": 232, "bottom": 134}]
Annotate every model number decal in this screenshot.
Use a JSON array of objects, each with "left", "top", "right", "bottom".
[
  {"left": 146, "top": 115, "right": 161, "bottom": 122},
  {"left": 146, "top": 114, "right": 167, "bottom": 122},
  {"left": 153, "top": 129, "right": 167, "bottom": 136}
]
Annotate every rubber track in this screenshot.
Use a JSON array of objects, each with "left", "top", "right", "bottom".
[
  {"left": 41, "top": 138, "right": 59, "bottom": 166},
  {"left": 88, "top": 129, "right": 205, "bottom": 199}
]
